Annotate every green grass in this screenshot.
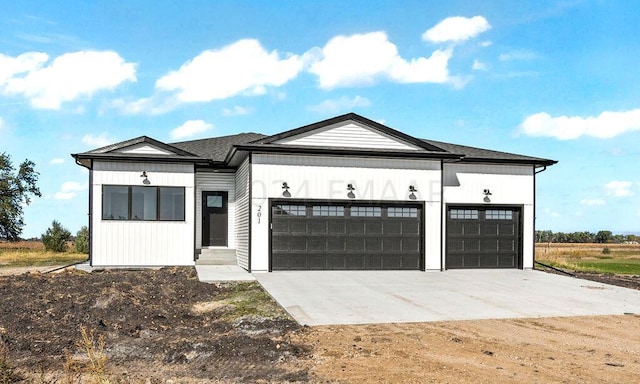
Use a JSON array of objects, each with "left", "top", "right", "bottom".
[
  {"left": 216, "top": 282, "right": 288, "bottom": 321},
  {"left": 0, "top": 248, "right": 87, "bottom": 268},
  {"left": 541, "top": 258, "right": 640, "bottom": 275}
]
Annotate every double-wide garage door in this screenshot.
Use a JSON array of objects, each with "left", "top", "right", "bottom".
[
  {"left": 271, "top": 201, "right": 423, "bottom": 270},
  {"left": 446, "top": 207, "right": 522, "bottom": 269}
]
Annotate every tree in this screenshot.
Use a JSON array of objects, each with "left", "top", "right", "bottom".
[
  {"left": 42, "top": 220, "right": 71, "bottom": 252},
  {"left": 74, "top": 226, "right": 89, "bottom": 253},
  {"left": 0, "top": 152, "right": 41, "bottom": 241},
  {"left": 595, "top": 230, "right": 613, "bottom": 244}
]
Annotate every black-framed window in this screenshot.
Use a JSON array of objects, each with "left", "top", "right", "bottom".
[
  {"left": 272, "top": 204, "right": 306, "bottom": 216},
  {"left": 485, "top": 209, "right": 513, "bottom": 220},
  {"left": 388, "top": 207, "right": 418, "bottom": 218},
  {"left": 350, "top": 206, "right": 382, "bottom": 217},
  {"left": 449, "top": 209, "right": 479, "bottom": 220},
  {"left": 312, "top": 205, "right": 345, "bottom": 217},
  {"left": 102, "top": 185, "right": 185, "bottom": 221}
]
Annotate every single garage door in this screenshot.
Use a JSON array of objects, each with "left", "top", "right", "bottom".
[
  {"left": 446, "top": 207, "right": 522, "bottom": 269},
  {"left": 271, "top": 201, "right": 423, "bottom": 270}
]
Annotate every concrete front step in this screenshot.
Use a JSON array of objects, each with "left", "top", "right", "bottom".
[{"left": 197, "top": 248, "right": 237, "bottom": 265}]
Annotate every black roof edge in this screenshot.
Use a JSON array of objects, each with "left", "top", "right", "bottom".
[
  {"left": 451, "top": 157, "right": 558, "bottom": 167},
  {"left": 76, "top": 135, "right": 199, "bottom": 157},
  {"left": 231, "top": 144, "right": 463, "bottom": 160},
  {"left": 252, "top": 112, "right": 448, "bottom": 152},
  {"left": 71, "top": 153, "right": 211, "bottom": 165}
]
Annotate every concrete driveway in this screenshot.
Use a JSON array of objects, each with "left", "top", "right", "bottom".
[{"left": 254, "top": 269, "right": 640, "bottom": 325}]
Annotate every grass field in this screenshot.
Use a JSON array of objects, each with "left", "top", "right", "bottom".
[
  {"left": 536, "top": 243, "right": 640, "bottom": 274},
  {"left": 0, "top": 241, "right": 87, "bottom": 268}
]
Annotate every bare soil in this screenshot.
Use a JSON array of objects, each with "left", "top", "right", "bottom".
[{"left": 1, "top": 267, "right": 639, "bottom": 383}]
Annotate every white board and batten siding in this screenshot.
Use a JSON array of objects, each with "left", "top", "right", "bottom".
[
  {"left": 234, "top": 158, "right": 251, "bottom": 271},
  {"left": 274, "top": 121, "right": 421, "bottom": 151},
  {"left": 442, "top": 163, "right": 536, "bottom": 269},
  {"left": 250, "top": 153, "right": 443, "bottom": 272},
  {"left": 195, "top": 172, "right": 236, "bottom": 250},
  {"left": 91, "top": 161, "right": 195, "bottom": 266}
]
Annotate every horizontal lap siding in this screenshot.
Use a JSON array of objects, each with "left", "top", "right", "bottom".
[
  {"left": 235, "top": 158, "right": 250, "bottom": 270},
  {"left": 195, "top": 172, "right": 236, "bottom": 249},
  {"left": 91, "top": 161, "right": 195, "bottom": 266},
  {"left": 274, "top": 122, "right": 421, "bottom": 150}
]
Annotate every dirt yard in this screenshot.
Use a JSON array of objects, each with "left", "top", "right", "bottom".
[{"left": 0, "top": 267, "right": 639, "bottom": 383}]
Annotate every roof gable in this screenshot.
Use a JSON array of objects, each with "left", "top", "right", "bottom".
[{"left": 255, "top": 113, "right": 446, "bottom": 152}]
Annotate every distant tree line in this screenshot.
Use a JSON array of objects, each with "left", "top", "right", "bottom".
[{"left": 536, "top": 230, "right": 639, "bottom": 244}]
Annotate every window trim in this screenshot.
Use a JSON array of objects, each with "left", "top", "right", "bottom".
[{"left": 102, "top": 185, "right": 186, "bottom": 222}]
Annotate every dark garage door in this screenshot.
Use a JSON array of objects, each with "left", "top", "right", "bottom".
[
  {"left": 271, "top": 202, "right": 423, "bottom": 270},
  {"left": 446, "top": 207, "right": 521, "bottom": 269}
]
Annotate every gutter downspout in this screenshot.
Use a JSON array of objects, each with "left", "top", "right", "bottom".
[{"left": 533, "top": 165, "right": 548, "bottom": 269}]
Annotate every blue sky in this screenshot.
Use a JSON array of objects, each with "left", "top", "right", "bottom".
[{"left": 2, "top": 0, "right": 640, "bottom": 238}]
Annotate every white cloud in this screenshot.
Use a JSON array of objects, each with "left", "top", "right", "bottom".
[
  {"left": 0, "top": 116, "right": 4, "bottom": 130},
  {"left": 170, "top": 120, "right": 213, "bottom": 140},
  {"left": 422, "top": 16, "right": 491, "bottom": 43},
  {"left": 308, "top": 95, "right": 371, "bottom": 114},
  {"left": 49, "top": 158, "right": 65, "bottom": 165},
  {"left": 580, "top": 198, "right": 606, "bottom": 206},
  {"left": 480, "top": 40, "right": 493, "bottom": 47},
  {"left": 472, "top": 59, "right": 488, "bottom": 71},
  {"left": 308, "top": 31, "right": 452, "bottom": 89},
  {"left": 605, "top": 181, "right": 633, "bottom": 197},
  {"left": 82, "top": 133, "right": 114, "bottom": 147},
  {"left": 519, "top": 109, "right": 640, "bottom": 140},
  {"left": 156, "top": 39, "right": 303, "bottom": 103},
  {"left": 499, "top": 50, "right": 537, "bottom": 61},
  {"left": 54, "top": 181, "right": 87, "bottom": 200},
  {"left": 1, "top": 50, "right": 136, "bottom": 109},
  {"left": 222, "top": 106, "right": 252, "bottom": 117}
]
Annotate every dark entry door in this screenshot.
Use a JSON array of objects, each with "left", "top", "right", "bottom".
[
  {"left": 202, "top": 191, "right": 228, "bottom": 246},
  {"left": 446, "top": 207, "right": 521, "bottom": 269}
]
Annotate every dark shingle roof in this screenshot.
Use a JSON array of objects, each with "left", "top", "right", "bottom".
[
  {"left": 422, "top": 139, "right": 556, "bottom": 166},
  {"left": 170, "top": 133, "right": 267, "bottom": 162}
]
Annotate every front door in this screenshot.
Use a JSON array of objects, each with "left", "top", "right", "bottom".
[{"left": 202, "top": 191, "right": 228, "bottom": 247}]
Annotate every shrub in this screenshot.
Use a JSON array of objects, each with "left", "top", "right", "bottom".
[
  {"left": 75, "top": 226, "right": 89, "bottom": 254},
  {"left": 41, "top": 220, "right": 71, "bottom": 252},
  {"left": 602, "top": 247, "right": 611, "bottom": 255}
]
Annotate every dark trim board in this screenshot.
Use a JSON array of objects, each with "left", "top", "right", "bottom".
[
  {"left": 445, "top": 204, "right": 524, "bottom": 269},
  {"left": 269, "top": 199, "right": 425, "bottom": 271}
]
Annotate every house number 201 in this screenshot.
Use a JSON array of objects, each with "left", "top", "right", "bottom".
[{"left": 257, "top": 205, "right": 262, "bottom": 223}]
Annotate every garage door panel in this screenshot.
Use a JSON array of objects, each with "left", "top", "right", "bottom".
[
  {"left": 327, "top": 237, "right": 345, "bottom": 251},
  {"left": 402, "top": 238, "right": 420, "bottom": 252},
  {"left": 272, "top": 201, "right": 423, "bottom": 270},
  {"left": 447, "top": 206, "right": 521, "bottom": 269},
  {"left": 346, "top": 238, "right": 365, "bottom": 252},
  {"left": 401, "top": 221, "right": 420, "bottom": 235},
  {"left": 366, "top": 221, "right": 383, "bottom": 235}
]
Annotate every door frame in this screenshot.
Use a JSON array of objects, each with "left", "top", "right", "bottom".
[
  {"left": 444, "top": 204, "right": 524, "bottom": 269},
  {"left": 268, "top": 198, "right": 426, "bottom": 271},
  {"left": 202, "top": 191, "right": 228, "bottom": 247}
]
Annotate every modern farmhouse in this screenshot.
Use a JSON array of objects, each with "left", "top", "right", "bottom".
[{"left": 72, "top": 113, "right": 556, "bottom": 272}]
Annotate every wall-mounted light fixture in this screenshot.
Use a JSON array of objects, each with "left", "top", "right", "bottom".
[
  {"left": 282, "top": 182, "right": 291, "bottom": 197},
  {"left": 483, "top": 188, "right": 492, "bottom": 203},
  {"left": 347, "top": 183, "right": 356, "bottom": 199},
  {"left": 409, "top": 185, "right": 418, "bottom": 200},
  {"left": 140, "top": 171, "right": 150, "bottom": 185}
]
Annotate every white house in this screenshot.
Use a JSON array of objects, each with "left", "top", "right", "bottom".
[{"left": 72, "top": 113, "right": 556, "bottom": 272}]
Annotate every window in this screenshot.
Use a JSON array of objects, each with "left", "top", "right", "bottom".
[
  {"left": 206, "top": 195, "right": 223, "bottom": 208},
  {"left": 103, "top": 186, "right": 129, "bottom": 220},
  {"left": 102, "top": 185, "right": 185, "bottom": 221},
  {"left": 350, "top": 206, "right": 382, "bottom": 217},
  {"left": 486, "top": 210, "right": 513, "bottom": 220},
  {"left": 160, "top": 187, "right": 185, "bottom": 220},
  {"left": 312, "top": 205, "right": 345, "bottom": 217},
  {"left": 388, "top": 207, "right": 418, "bottom": 218},
  {"left": 450, "top": 209, "right": 478, "bottom": 220},
  {"left": 272, "top": 205, "right": 306, "bottom": 216}
]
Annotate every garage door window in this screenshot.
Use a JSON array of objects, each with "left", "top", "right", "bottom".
[
  {"left": 388, "top": 207, "right": 418, "bottom": 218},
  {"left": 312, "top": 205, "right": 345, "bottom": 216},
  {"left": 485, "top": 210, "right": 513, "bottom": 220},
  {"left": 351, "top": 206, "right": 382, "bottom": 217},
  {"left": 450, "top": 209, "right": 478, "bottom": 219},
  {"left": 273, "top": 205, "right": 306, "bottom": 216}
]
